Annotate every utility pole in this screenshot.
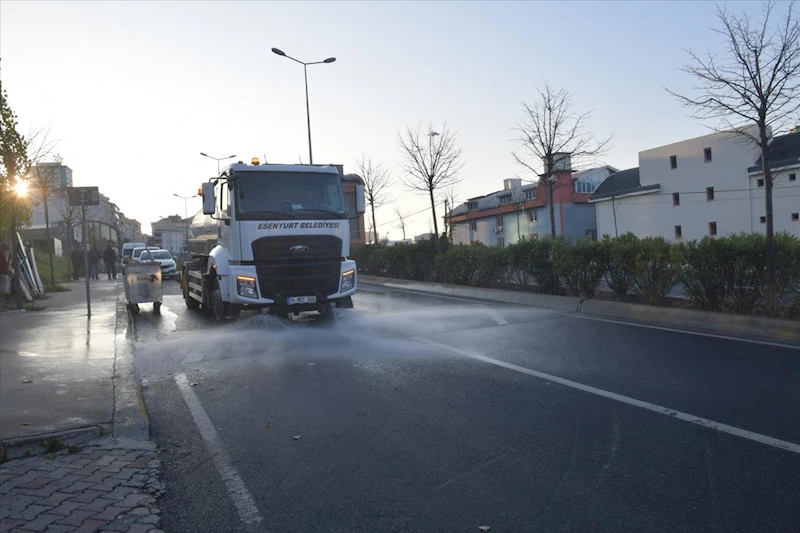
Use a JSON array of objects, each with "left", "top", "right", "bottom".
[
  {"left": 67, "top": 186, "right": 99, "bottom": 316},
  {"left": 81, "top": 205, "right": 91, "bottom": 317}
]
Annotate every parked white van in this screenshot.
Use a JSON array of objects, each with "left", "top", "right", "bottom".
[{"left": 122, "top": 242, "right": 146, "bottom": 265}]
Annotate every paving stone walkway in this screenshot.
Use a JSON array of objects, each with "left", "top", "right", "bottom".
[{"left": 0, "top": 438, "right": 163, "bottom": 533}]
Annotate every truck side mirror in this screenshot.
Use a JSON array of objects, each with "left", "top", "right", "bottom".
[
  {"left": 356, "top": 185, "right": 366, "bottom": 215},
  {"left": 202, "top": 183, "right": 215, "bottom": 215}
]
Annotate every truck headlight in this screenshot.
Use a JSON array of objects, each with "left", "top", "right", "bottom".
[
  {"left": 236, "top": 276, "right": 258, "bottom": 299},
  {"left": 341, "top": 270, "right": 355, "bottom": 292}
]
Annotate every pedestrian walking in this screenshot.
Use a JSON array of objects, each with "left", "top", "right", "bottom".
[
  {"left": 102, "top": 245, "right": 117, "bottom": 280},
  {"left": 89, "top": 245, "right": 102, "bottom": 280},
  {"left": 70, "top": 245, "right": 83, "bottom": 280}
]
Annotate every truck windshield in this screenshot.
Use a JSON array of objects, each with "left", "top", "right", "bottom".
[{"left": 235, "top": 171, "right": 347, "bottom": 220}]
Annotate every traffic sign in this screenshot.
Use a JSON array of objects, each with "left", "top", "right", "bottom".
[{"left": 67, "top": 186, "right": 100, "bottom": 207}]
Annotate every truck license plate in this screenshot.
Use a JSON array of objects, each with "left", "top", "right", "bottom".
[{"left": 287, "top": 295, "right": 316, "bottom": 305}]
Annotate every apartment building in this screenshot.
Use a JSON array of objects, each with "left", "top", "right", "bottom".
[
  {"left": 448, "top": 156, "right": 618, "bottom": 246},
  {"left": 590, "top": 127, "right": 800, "bottom": 240}
]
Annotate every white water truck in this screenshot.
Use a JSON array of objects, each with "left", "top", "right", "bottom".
[{"left": 182, "top": 159, "right": 365, "bottom": 321}]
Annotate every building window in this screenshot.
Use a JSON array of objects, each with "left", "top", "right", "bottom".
[
  {"left": 499, "top": 195, "right": 512, "bottom": 205},
  {"left": 674, "top": 225, "right": 682, "bottom": 239},
  {"left": 709, "top": 221, "right": 717, "bottom": 236},
  {"left": 757, "top": 178, "right": 765, "bottom": 187},
  {"left": 529, "top": 210, "right": 538, "bottom": 222},
  {"left": 524, "top": 189, "right": 535, "bottom": 200},
  {"left": 495, "top": 215, "right": 503, "bottom": 228},
  {"left": 673, "top": 192, "right": 680, "bottom": 206},
  {"left": 575, "top": 182, "right": 597, "bottom": 194},
  {"left": 760, "top": 216, "right": 766, "bottom": 224},
  {"left": 792, "top": 213, "right": 799, "bottom": 221},
  {"left": 790, "top": 173, "right": 797, "bottom": 182},
  {"left": 467, "top": 202, "right": 478, "bottom": 211},
  {"left": 704, "top": 147, "right": 712, "bottom": 163},
  {"left": 497, "top": 237, "right": 505, "bottom": 248},
  {"left": 469, "top": 221, "right": 477, "bottom": 231},
  {"left": 670, "top": 155, "right": 677, "bottom": 169},
  {"left": 706, "top": 187, "right": 715, "bottom": 201}
]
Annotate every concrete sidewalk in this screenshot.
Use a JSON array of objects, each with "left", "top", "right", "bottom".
[{"left": 0, "top": 280, "right": 120, "bottom": 443}]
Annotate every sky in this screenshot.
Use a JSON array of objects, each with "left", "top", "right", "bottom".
[{"left": 0, "top": 0, "right": 774, "bottom": 238}]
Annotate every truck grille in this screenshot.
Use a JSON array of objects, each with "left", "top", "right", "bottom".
[{"left": 252, "top": 235, "right": 342, "bottom": 300}]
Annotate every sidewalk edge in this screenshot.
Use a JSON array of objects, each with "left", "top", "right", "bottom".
[
  {"left": 111, "top": 280, "right": 150, "bottom": 439},
  {"left": 359, "top": 275, "right": 800, "bottom": 348},
  {"left": 0, "top": 425, "right": 110, "bottom": 462}
]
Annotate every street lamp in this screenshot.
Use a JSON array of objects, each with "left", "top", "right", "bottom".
[
  {"left": 271, "top": 47, "right": 336, "bottom": 165},
  {"left": 174, "top": 193, "right": 198, "bottom": 258},
  {"left": 199, "top": 153, "right": 237, "bottom": 176}
]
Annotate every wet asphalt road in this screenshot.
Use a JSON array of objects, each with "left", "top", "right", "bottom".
[{"left": 133, "top": 281, "right": 800, "bottom": 533}]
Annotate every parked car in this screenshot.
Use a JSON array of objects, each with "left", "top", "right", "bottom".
[
  {"left": 137, "top": 249, "right": 178, "bottom": 280},
  {"left": 131, "top": 246, "right": 160, "bottom": 263},
  {"left": 122, "top": 242, "right": 146, "bottom": 261}
]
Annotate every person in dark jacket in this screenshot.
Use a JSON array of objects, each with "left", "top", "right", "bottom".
[
  {"left": 88, "top": 246, "right": 102, "bottom": 280},
  {"left": 102, "top": 245, "right": 117, "bottom": 280},
  {"left": 70, "top": 245, "right": 83, "bottom": 280}
]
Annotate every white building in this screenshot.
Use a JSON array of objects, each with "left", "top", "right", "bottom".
[
  {"left": 151, "top": 215, "right": 191, "bottom": 257},
  {"left": 26, "top": 162, "right": 73, "bottom": 190},
  {"left": 590, "top": 128, "right": 800, "bottom": 241}
]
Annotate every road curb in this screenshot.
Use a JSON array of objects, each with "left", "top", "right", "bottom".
[
  {"left": 359, "top": 275, "right": 800, "bottom": 347},
  {"left": 0, "top": 424, "right": 111, "bottom": 462},
  {"left": 112, "top": 280, "right": 150, "bottom": 440}
]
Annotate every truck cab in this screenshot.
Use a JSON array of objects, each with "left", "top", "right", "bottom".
[{"left": 183, "top": 160, "right": 365, "bottom": 320}]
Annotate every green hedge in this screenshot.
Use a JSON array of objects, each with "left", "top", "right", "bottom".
[{"left": 352, "top": 232, "right": 800, "bottom": 318}]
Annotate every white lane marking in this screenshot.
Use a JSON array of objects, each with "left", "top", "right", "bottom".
[
  {"left": 488, "top": 311, "right": 509, "bottom": 325},
  {"left": 415, "top": 338, "right": 800, "bottom": 455},
  {"left": 571, "top": 313, "right": 800, "bottom": 351},
  {"left": 362, "top": 284, "right": 800, "bottom": 351},
  {"left": 175, "top": 374, "right": 263, "bottom": 526}
]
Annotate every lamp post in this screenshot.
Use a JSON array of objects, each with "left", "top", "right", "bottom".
[
  {"left": 271, "top": 47, "right": 336, "bottom": 165},
  {"left": 199, "top": 153, "right": 237, "bottom": 176},
  {"left": 173, "top": 193, "right": 197, "bottom": 258}
]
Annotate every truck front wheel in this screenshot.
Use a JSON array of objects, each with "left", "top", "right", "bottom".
[{"left": 211, "top": 279, "right": 240, "bottom": 321}]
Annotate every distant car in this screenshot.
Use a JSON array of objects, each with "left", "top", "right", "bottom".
[
  {"left": 122, "top": 242, "right": 146, "bottom": 261},
  {"left": 137, "top": 249, "right": 178, "bottom": 280},
  {"left": 131, "top": 246, "right": 160, "bottom": 262}
]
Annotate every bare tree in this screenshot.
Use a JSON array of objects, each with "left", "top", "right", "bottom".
[
  {"left": 666, "top": 0, "right": 800, "bottom": 290},
  {"left": 394, "top": 206, "right": 408, "bottom": 240},
  {"left": 438, "top": 184, "right": 459, "bottom": 242},
  {"left": 357, "top": 156, "right": 392, "bottom": 246},
  {"left": 366, "top": 217, "right": 375, "bottom": 245},
  {"left": 26, "top": 129, "right": 59, "bottom": 286},
  {"left": 398, "top": 122, "right": 463, "bottom": 254},
  {"left": 513, "top": 84, "right": 611, "bottom": 239}
]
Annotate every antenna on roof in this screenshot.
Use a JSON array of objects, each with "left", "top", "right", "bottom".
[{"left": 298, "top": 155, "right": 302, "bottom": 164}]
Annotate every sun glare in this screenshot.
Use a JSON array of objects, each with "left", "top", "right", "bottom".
[{"left": 13, "top": 180, "right": 29, "bottom": 197}]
